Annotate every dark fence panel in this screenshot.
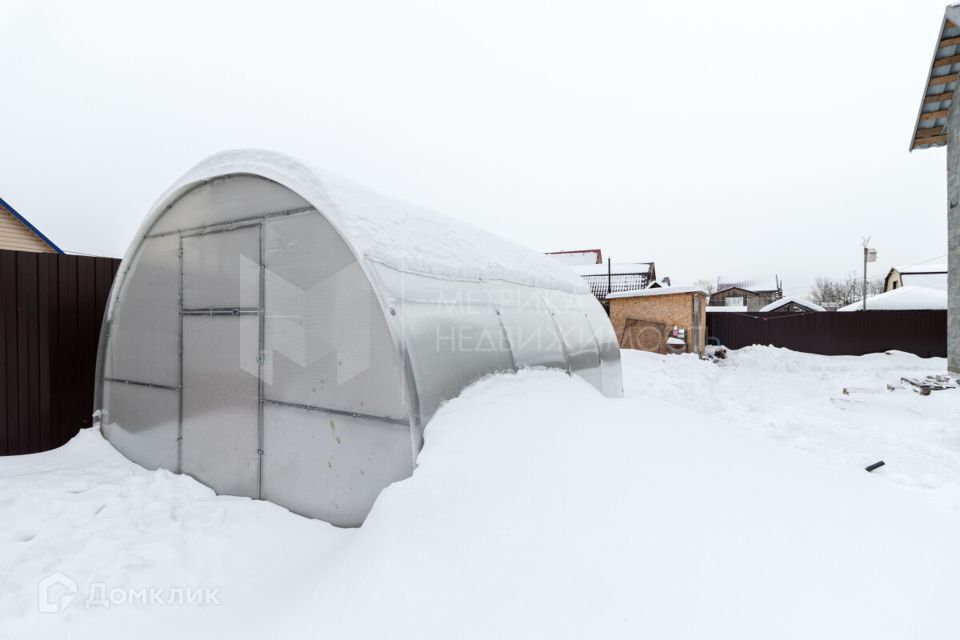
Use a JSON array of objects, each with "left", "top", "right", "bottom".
[
  {"left": 0, "top": 249, "right": 120, "bottom": 455},
  {"left": 707, "top": 310, "right": 947, "bottom": 358}
]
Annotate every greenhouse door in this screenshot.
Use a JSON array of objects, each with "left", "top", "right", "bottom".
[{"left": 179, "top": 224, "right": 263, "bottom": 499}]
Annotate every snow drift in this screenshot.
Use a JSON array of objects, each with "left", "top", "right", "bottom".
[{"left": 2, "top": 348, "right": 960, "bottom": 639}]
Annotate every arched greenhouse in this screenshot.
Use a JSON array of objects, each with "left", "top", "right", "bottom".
[{"left": 95, "top": 150, "right": 623, "bottom": 526}]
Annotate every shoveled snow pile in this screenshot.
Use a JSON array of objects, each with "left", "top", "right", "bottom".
[
  {"left": 837, "top": 285, "right": 947, "bottom": 311},
  {"left": 2, "top": 348, "right": 960, "bottom": 639}
]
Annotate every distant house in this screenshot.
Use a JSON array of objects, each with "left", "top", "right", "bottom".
[
  {"left": 759, "top": 296, "right": 825, "bottom": 314},
  {"left": 884, "top": 264, "right": 948, "bottom": 292},
  {"left": 572, "top": 261, "right": 657, "bottom": 303},
  {"left": 646, "top": 278, "right": 672, "bottom": 289},
  {"left": 0, "top": 195, "right": 62, "bottom": 254},
  {"left": 545, "top": 248, "right": 603, "bottom": 266},
  {"left": 710, "top": 275, "right": 782, "bottom": 312}
]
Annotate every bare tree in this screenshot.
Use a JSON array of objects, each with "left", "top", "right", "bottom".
[
  {"left": 693, "top": 278, "right": 716, "bottom": 294},
  {"left": 809, "top": 272, "right": 884, "bottom": 308}
]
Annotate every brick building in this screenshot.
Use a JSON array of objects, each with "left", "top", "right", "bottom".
[{"left": 606, "top": 286, "right": 707, "bottom": 356}]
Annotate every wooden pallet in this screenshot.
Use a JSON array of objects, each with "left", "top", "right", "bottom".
[{"left": 900, "top": 376, "right": 958, "bottom": 396}]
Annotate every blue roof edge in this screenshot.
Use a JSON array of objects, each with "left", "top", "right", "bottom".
[{"left": 0, "top": 195, "right": 64, "bottom": 254}]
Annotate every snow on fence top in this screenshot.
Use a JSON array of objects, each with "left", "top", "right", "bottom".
[
  {"left": 142, "top": 149, "right": 588, "bottom": 294},
  {"left": 837, "top": 286, "right": 947, "bottom": 311}
]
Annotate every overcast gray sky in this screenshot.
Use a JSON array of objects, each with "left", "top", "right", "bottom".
[{"left": 1, "top": 0, "right": 953, "bottom": 295}]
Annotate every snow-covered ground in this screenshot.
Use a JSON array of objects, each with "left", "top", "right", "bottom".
[{"left": 2, "top": 347, "right": 960, "bottom": 639}]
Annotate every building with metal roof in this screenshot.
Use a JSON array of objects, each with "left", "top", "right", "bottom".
[
  {"left": 884, "top": 263, "right": 948, "bottom": 292},
  {"left": 571, "top": 261, "right": 657, "bottom": 303},
  {"left": 911, "top": 4, "right": 960, "bottom": 372}
]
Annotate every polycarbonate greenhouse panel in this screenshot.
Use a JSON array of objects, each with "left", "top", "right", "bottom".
[
  {"left": 100, "top": 381, "right": 179, "bottom": 471},
  {"left": 398, "top": 298, "right": 515, "bottom": 420},
  {"left": 542, "top": 291, "right": 604, "bottom": 389},
  {"left": 262, "top": 403, "right": 414, "bottom": 526},
  {"left": 263, "top": 213, "right": 408, "bottom": 421},
  {"left": 584, "top": 302, "right": 624, "bottom": 396},
  {"left": 96, "top": 149, "right": 623, "bottom": 528},
  {"left": 182, "top": 226, "right": 261, "bottom": 309},
  {"left": 102, "top": 235, "right": 180, "bottom": 387},
  {"left": 496, "top": 286, "right": 568, "bottom": 371},
  {"left": 149, "top": 175, "right": 310, "bottom": 235},
  {"left": 181, "top": 315, "right": 261, "bottom": 498}
]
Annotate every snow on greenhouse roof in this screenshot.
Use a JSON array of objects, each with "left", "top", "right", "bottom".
[
  {"left": 759, "top": 297, "right": 825, "bottom": 313},
  {"left": 607, "top": 286, "right": 706, "bottom": 300},
  {"left": 144, "top": 149, "right": 588, "bottom": 294},
  {"left": 837, "top": 286, "right": 947, "bottom": 311}
]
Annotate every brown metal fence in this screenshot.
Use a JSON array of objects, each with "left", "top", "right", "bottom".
[
  {"left": 0, "top": 249, "right": 120, "bottom": 455},
  {"left": 706, "top": 310, "right": 947, "bottom": 358}
]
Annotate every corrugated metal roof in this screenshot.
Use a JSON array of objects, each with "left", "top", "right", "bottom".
[
  {"left": 572, "top": 261, "right": 656, "bottom": 300},
  {"left": 910, "top": 6, "right": 960, "bottom": 150}
]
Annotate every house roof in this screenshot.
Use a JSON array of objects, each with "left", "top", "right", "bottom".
[
  {"left": 716, "top": 275, "right": 780, "bottom": 293},
  {"left": 607, "top": 286, "right": 707, "bottom": 300},
  {"left": 0, "top": 195, "right": 63, "bottom": 254},
  {"left": 759, "top": 296, "right": 825, "bottom": 313},
  {"left": 545, "top": 248, "right": 602, "bottom": 266},
  {"left": 893, "top": 263, "right": 948, "bottom": 274},
  {"left": 910, "top": 5, "right": 960, "bottom": 150},
  {"left": 837, "top": 286, "right": 947, "bottom": 311},
  {"left": 887, "top": 264, "right": 949, "bottom": 291},
  {"left": 571, "top": 262, "right": 653, "bottom": 277},
  {"left": 900, "top": 273, "right": 949, "bottom": 291}
]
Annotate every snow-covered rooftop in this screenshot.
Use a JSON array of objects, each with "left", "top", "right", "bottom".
[
  {"left": 899, "top": 273, "right": 949, "bottom": 291},
  {"left": 546, "top": 249, "right": 602, "bottom": 266},
  {"left": 837, "top": 286, "right": 947, "bottom": 311},
  {"left": 895, "top": 263, "right": 948, "bottom": 274},
  {"left": 4, "top": 348, "right": 960, "bottom": 637},
  {"left": 607, "top": 286, "right": 706, "bottom": 300},
  {"left": 759, "top": 297, "right": 825, "bottom": 313}
]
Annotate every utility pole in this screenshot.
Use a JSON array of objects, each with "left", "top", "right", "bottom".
[
  {"left": 862, "top": 237, "right": 877, "bottom": 311},
  {"left": 607, "top": 257, "right": 612, "bottom": 298}
]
